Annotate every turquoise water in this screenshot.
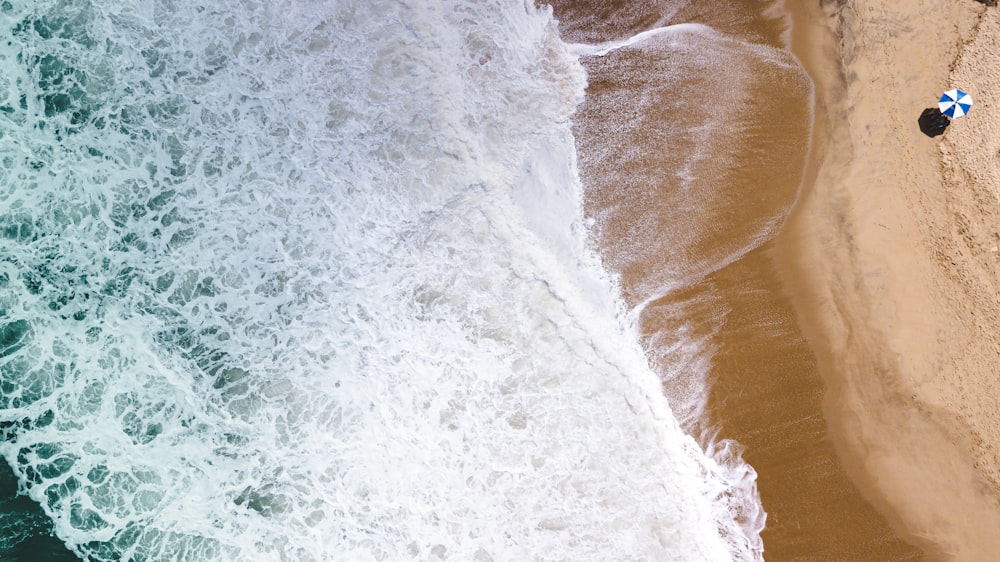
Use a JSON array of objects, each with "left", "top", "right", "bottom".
[
  {"left": 0, "top": 464, "right": 76, "bottom": 560},
  {"left": 0, "top": 0, "right": 762, "bottom": 560}
]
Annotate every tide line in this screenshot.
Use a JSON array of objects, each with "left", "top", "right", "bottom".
[{"left": 566, "top": 23, "right": 714, "bottom": 57}]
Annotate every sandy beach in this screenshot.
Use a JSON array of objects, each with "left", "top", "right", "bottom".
[
  {"left": 548, "top": 0, "right": 1000, "bottom": 558},
  {"left": 779, "top": 0, "right": 1000, "bottom": 558},
  {"left": 547, "top": 0, "right": 926, "bottom": 558}
]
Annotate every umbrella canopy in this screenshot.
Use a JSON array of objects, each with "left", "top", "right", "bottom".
[{"left": 939, "top": 89, "right": 973, "bottom": 118}]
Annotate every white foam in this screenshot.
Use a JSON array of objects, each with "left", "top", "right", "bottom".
[
  {"left": 567, "top": 23, "right": 714, "bottom": 57},
  {"left": 0, "top": 0, "right": 762, "bottom": 560}
]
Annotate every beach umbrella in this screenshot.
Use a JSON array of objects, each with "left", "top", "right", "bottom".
[{"left": 939, "top": 89, "right": 973, "bottom": 118}]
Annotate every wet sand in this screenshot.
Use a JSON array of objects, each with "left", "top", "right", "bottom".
[{"left": 546, "top": 0, "right": 1000, "bottom": 558}]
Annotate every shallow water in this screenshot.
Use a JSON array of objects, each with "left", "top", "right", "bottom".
[{"left": 550, "top": 0, "right": 928, "bottom": 559}]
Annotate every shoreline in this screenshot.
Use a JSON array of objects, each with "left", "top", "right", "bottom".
[
  {"left": 548, "top": 0, "right": 936, "bottom": 557},
  {"left": 775, "top": 1, "right": 1000, "bottom": 558},
  {"left": 543, "top": 0, "right": 996, "bottom": 556}
]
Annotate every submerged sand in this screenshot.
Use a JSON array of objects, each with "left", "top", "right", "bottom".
[
  {"left": 550, "top": 0, "right": 927, "bottom": 559},
  {"left": 780, "top": 0, "right": 1000, "bottom": 558}
]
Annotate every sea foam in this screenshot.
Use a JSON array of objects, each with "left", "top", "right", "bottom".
[{"left": 0, "top": 1, "right": 760, "bottom": 560}]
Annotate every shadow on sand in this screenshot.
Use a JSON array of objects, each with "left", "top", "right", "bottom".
[{"left": 918, "top": 107, "right": 950, "bottom": 138}]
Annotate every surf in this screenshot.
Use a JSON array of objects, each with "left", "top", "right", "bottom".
[{"left": 0, "top": 0, "right": 762, "bottom": 560}]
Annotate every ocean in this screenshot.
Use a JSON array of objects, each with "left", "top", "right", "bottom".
[{"left": 0, "top": 0, "right": 777, "bottom": 560}]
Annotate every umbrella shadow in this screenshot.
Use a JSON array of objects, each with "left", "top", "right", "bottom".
[{"left": 918, "top": 107, "right": 950, "bottom": 138}]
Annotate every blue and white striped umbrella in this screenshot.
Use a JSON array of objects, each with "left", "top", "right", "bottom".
[{"left": 939, "top": 89, "right": 973, "bottom": 118}]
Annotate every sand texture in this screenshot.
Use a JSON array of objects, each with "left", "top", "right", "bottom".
[{"left": 778, "top": 0, "right": 1000, "bottom": 558}]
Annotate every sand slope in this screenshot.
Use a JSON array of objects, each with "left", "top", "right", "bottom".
[{"left": 780, "top": 1, "right": 1000, "bottom": 558}]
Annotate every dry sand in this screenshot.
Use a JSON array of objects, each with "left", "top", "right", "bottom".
[{"left": 778, "top": 0, "right": 1000, "bottom": 558}]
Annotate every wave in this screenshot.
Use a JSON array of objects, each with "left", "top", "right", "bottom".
[{"left": 0, "top": 0, "right": 762, "bottom": 560}]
